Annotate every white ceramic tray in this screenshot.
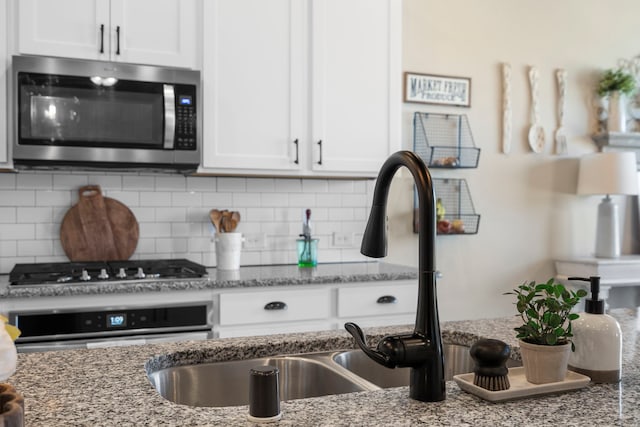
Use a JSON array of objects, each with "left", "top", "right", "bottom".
[{"left": 453, "top": 367, "right": 590, "bottom": 402}]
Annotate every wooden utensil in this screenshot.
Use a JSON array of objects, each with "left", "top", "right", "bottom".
[
  {"left": 209, "top": 209, "right": 222, "bottom": 232},
  {"left": 60, "top": 185, "right": 139, "bottom": 262}
]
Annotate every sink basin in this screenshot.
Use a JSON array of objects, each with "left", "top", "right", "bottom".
[
  {"left": 148, "top": 353, "right": 375, "bottom": 407},
  {"left": 333, "top": 344, "right": 522, "bottom": 388},
  {"left": 148, "top": 343, "right": 520, "bottom": 407}
]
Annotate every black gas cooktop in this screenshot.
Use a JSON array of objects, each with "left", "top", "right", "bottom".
[{"left": 9, "top": 259, "right": 208, "bottom": 286}]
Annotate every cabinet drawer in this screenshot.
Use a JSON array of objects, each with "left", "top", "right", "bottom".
[
  {"left": 338, "top": 283, "right": 417, "bottom": 318},
  {"left": 219, "top": 288, "right": 331, "bottom": 326}
]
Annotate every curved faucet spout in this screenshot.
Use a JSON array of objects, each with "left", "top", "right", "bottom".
[{"left": 345, "top": 150, "right": 445, "bottom": 402}]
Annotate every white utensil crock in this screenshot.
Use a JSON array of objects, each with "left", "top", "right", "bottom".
[{"left": 215, "top": 232, "right": 243, "bottom": 270}]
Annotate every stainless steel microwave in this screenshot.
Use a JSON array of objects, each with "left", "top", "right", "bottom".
[{"left": 11, "top": 55, "right": 201, "bottom": 173}]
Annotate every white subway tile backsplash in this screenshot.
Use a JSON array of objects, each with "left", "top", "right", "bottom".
[
  {"left": 0, "top": 170, "right": 373, "bottom": 273},
  {"left": 140, "top": 191, "right": 171, "bottom": 207},
  {"left": 53, "top": 175, "right": 89, "bottom": 190},
  {"left": 36, "top": 190, "right": 71, "bottom": 207},
  {"left": 17, "top": 207, "right": 52, "bottom": 224},
  {"left": 155, "top": 176, "right": 186, "bottom": 191},
  {"left": 187, "top": 176, "right": 216, "bottom": 192},
  {"left": 0, "top": 190, "right": 35, "bottom": 206},
  {"left": 288, "top": 193, "right": 316, "bottom": 207},
  {"left": 156, "top": 207, "right": 187, "bottom": 223},
  {"left": 0, "top": 224, "right": 35, "bottom": 240},
  {"left": 260, "top": 193, "right": 288, "bottom": 208},
  {"left": 35, "top": 223, "right": 59, "bottom": 240},
  {"left": 16, "top": 174, "right": 52, "bottom": 190},
  {"left": 0, "top": 175, "right": 16, "bottom": 189},
  {"left": 171, "top": 191, "right": 202, "bottom": 207},
  {"left": 274, "top": 178, "right": 302, "bottom": 192},
  {"left": 247, "top": 178, "right": 275, "bottom": 192},
  {"left": 0, "top": 208, "right": 16, "bottom": 223},
  {"left": 217, "top": 177, "right": 246, "bottom": 192},
  {"left": 18, "top": 240, "right": 53, "bottom": 256},
  {"left": 202, "top": 192, "right": 234, "bottom": 207},
  {"left": 0, "top": 240, "right": 17, "bottom": 257},
  {"left": 123, "top": 176, "right": 155, "bottom": 190}
]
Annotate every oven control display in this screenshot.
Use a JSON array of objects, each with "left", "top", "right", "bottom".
[{"left": 107, "top": 314, "right": 127, "bottom": 328}]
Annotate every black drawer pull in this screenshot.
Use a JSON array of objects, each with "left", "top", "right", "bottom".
[
  {"left": 376, "top": 295, "right": 397, "bottom": 304},
  {"left": 264, "top": 301, "right": 288, "bottom": 311}
]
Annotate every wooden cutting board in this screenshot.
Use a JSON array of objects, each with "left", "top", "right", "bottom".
[{"left": 60, "top": 185, "right": 139, "bottom": 262}]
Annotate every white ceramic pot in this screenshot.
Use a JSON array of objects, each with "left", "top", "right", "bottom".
[
  {"left": 607, "top": 91, "right": 627, "bottom": 132},
  {"left": 519, "top": 339, "right": 571, "bottom": 384}
]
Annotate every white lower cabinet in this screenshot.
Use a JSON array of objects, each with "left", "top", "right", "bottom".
[
  {"left": 337, "top": 282, "right": 418, "bottom": 328},
  {"left": 216, "top": 287, "right": 333, "bottom": 338},
  {"left": 214, "top": 280, "right": 417, "bottom": 338}
]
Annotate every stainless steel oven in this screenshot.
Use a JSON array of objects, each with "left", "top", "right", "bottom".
[
  {"left": 11, "top": 55, "right": 201, "bottom": 173},
  {"left": 5, "top": 259, "right": 213, "bottom": 353}
]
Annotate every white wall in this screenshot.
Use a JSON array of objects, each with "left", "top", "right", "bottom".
[{"left": 389, "top": 0, "right": 640, "bottom": 320}]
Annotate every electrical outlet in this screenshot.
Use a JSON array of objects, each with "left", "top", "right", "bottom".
[
  {"left": 243, "top": 233, "right": 267, "bottom": 249},
  {"left": 332, "top": 232, "right": 353, "bottom": 248}
]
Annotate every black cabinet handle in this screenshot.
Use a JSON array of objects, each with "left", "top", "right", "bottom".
[
  {"left": 264, "top": 301, "right": 287, "bottom": 311},
  {"left": 293, "top": 139, "right": 299, "bottom": 164},
  {"left": 99, "top": 24, "right": 104, "bottom": 53},
  {"left": 116, "top": 26, "right": 121, "bottom": 55},
  {"left": 317, "top": 140, "right": 323, "bottom": 165},
  {"left": 376, "top": 295, "right": 397, "bottom": 304}
]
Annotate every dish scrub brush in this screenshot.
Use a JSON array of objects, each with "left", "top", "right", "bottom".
[{"left": 469, "top": 338, "right": 511, "bottom": 391}]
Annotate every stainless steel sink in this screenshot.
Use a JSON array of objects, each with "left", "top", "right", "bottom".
[
  {"left": 148, "top": 343, "right": 517, "bottom": 407},
  {"left": 332, "top": 343, "right": 474, "bottom": 388},
  {"left": 148, "top": 353, "right": 375, "bottom": 407}
]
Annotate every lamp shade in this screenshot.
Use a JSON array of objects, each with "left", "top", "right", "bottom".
[{"left": 577, "top": 152, "right": 638, "bottom": 196}]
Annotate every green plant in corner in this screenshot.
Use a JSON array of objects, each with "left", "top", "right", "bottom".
[
  {"left": 504, "top": 279, "right": 587, "bottom": 350},
  {"left": 597, "top": 68, "right": 636, "bottom": 97}
]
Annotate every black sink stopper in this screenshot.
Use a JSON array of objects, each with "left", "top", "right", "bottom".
[
  {"left": 469, "top": 339, "right": 511, "bottom": 391},
  {"left": 247, "top": 365, "right": 282, "bottom": 423}
]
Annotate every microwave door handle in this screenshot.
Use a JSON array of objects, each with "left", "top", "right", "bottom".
[{"left": 163, "top": 84, "right": 176, "bottom": 149}]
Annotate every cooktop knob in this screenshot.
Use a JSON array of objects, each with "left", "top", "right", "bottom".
[
  {"left": 80, "top": 269, "right": 91, "bottom": 281},
  {"left": 116, "top": 268, "right": 127, "bottom": 279},
  {"left": 135, "top": 267, "right": 146, "bottom": 279},
  {"left": 98, "top": 268, "right": 109, "bottom": 280}
]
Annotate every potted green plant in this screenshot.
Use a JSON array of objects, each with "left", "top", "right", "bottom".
[
  {"left": 505, "top": 279, "right": 587, "bottom": 384},
  {"left": 597, "top": 68, "right": 637, "bottom": 132}
]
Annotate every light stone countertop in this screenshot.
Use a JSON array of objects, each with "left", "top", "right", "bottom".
[
  {"left": 0, "top": 262, "right": 418, "bottom": 298},
  {"left": 7, "top": 308, "right": 640, "bottom": 426}
]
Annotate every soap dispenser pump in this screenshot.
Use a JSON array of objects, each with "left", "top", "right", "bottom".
[{"left": 567, "top": 276, "right": 621, "bottom": 383}]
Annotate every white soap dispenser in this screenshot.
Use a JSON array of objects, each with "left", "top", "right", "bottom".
[{"left": 568, "top": 276, "right": 621, "bottom": 383}]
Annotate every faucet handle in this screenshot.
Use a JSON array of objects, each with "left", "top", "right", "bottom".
[{"left": 344, "top": 322, "right": 395, "bottom": 368}]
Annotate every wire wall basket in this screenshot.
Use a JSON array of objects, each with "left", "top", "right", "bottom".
[
  {"left": 413, "top": 178, "right": 480, "bottom": 235},
  {"left": 413, "top": 112, "right": 480, "bottom": 168}
]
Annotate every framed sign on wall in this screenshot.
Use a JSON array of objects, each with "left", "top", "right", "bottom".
[{"left": 404, "top": 72, "right": 471, "bottom": 107}]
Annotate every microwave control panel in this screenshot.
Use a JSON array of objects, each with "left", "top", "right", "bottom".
[{"left": 175, "top": 84, "right": 197, "bottom": 150}]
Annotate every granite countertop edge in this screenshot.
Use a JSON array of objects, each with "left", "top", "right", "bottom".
[{"left": 10, "top": 309, "right": 639, "bottom": 426}]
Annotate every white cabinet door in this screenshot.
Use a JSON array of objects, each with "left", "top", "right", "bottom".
[
  {"left": 18, "top": 0, "right": 110, "bottom": 61},
  {"left": 310, "top": 0, "right": 401, "bottom": 175},
  {"left": 201, "top": 0, "right": 400, "bottom": 177},
  {"left": 18, "top": 0, "right": 198, "bottom": 68},
  {"left": 201, "top": 0, "right": 304, "bottom": 171},
  {"left": 110, "top": 0, "right": 198, "bottom": 68}
]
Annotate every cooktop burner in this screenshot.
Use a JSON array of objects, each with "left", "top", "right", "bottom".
[{"left": 9, "top": 259, "right": 208, "bottom": 286}]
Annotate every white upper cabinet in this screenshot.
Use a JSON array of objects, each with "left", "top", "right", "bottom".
[
  {"left": 201, "top": 0, "right": 305, "bottom": 172},
  {"left": 310, "top": 0, "right": 401, "bottom": 175},
  {"left": 17, "top": 0, "right": 198, "bottom": 69},
  {"left": 201, "top": 0, "right": 400, "bottom": 177}
]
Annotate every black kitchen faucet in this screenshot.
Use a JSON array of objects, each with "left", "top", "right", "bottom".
[{"left": 345, "top": 150, "right": 445, "bottom": 402}]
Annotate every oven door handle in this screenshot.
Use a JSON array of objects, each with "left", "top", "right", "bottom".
[{"left": 163, "top": 84, "right": 176, "bottom": 149}]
